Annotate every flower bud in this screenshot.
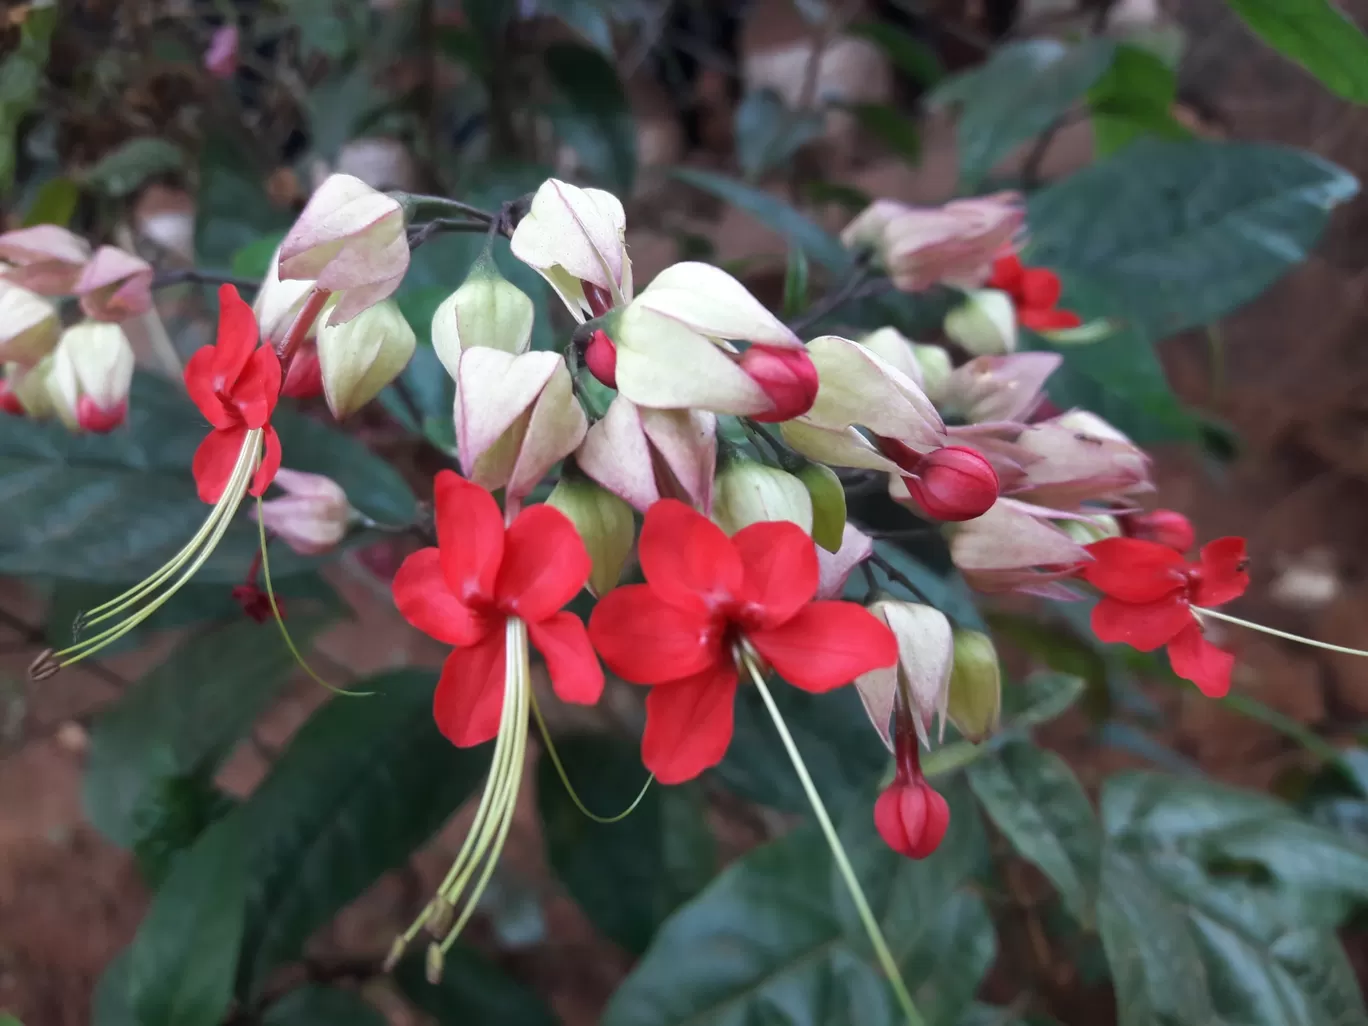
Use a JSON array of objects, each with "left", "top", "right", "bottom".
[
  {"left": 546, "top": 474, "right": 636, "bottom": 596},
  {"left": 48, "top": 322, "right": 135, "bottom": 433},
  {"left": 584, "top": 329, "right": 617, "bottom": 388},
  {"left": 740, "top": 344, "right": 819, "bottom": 422},
  {"left": 803, "top": 335, "right": 943, "bottom": 449},
  {"left": 430, "top": 252, "right": 535, "bottom": 379},
  {"left": 250, "top": 469, "right": 352, "bottom": 555},
  {"left": 944, "top": 288, "right": 1017, "bottom": 356},
  {"left": 0, "top": 225, "right": 90, "bottom": 295},
  {"left": 278, "top": 173, "right": 409, "bottom": 324},
  {"left": 947, "top": 629, "right": 1001, "bottom": 742},
  {"left": 857, "top": 327, "right": 922, "bottom": 386},
  {"left": 1058, "top": 514, "right": 1121, "bottom": 546},
  {"left": 254, "top": 245, "right": 320, "bottom": 345},
  {"left": 3, "top": 358, "right": 55, "bottom": 418},
  {"left": 316, "top": 298, "right": 416, "bottom": 418},
  {"left": 712, "top": 456, "right": 813, "bottom": 535},
  {"left": 816, "top": 522, "right": 874, "bottom": 600},
  {"left": 912, "top": 343, "right": 953, "bottom": 402},
  {"left": 857, "top": 601, "right": 953, "bottom": 750},
  {"left": 951, "top": 500, "right": 1090, "bottom": 596},
  {"left": 577, "top": 397, "right": 717, "bottom": 513},
  {"left": 874, "top": 778, "right": 950, "bottom": 860},
  {"left": 75, "top": 246, "right": 154, "bottom": 322},
  {"left": 281, "top": 342, "right": 324, "bottom": 399},
  {"left": 204, "top": 24, "right": 239, "bottom": 79},
  {"left": 939, "top": 352, "right": 1061, "bottom": 425},
  {"left": 0, "top": 282, "right": 61, "bottom": 364},
  {"left": 889, "top": 444, "right": 999, "bottom": 522},
  {"left": 1121, "top": 508, "right": 1194, "bottom": 553},
  {"left": 795, "top": 461, "right": 846, "bottom": 552}
]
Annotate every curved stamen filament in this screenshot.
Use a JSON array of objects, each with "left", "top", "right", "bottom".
[
  {"left": 1192, "top": 606, "right": 1368, "bottom": 658},
  {"left": 529, "top": 685, "right": 653, "bottom": 823}
]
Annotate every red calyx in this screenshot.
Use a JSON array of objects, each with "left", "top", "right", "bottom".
[
  {"left": 740, "top": 344, "right": 819, "bottom": 422},
  {"left": 281, "top": 343, "right": 324, "bottom": 400},
  {"left": 583, "top": 281, "right": 614, "bottom": 318},
  {"left": 584, "top": 329, "right": 618, "bottom": 389},
  {"left": 883, "top": 443, "right": 999, "bottom": 522},
  {"left": 0, "top": 381, "right": 25, "bottom": 417},
  {"left": 875, "top": 707, "right": 950, "bottom": 859},
  {"left": 76, "top": 395, "right": 128, "bottom": 433},
  {"left": 1121, "top": 509, "right": 1195, "bottom": 554}
]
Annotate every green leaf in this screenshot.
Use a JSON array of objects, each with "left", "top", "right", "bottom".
[
  {"left": 734, "top": 89, "right": 824, "bottom": 181},
  {"left": 537, "top": 0, "right": 615, "bottom": 53},
  {"left": 930, "top": 39, "right": 1116, "bottom": 187},
  {"left": 23, "top": 176, "right": 79, "bottom": 227},
  {"left": 126, "top": 818, "right": 246, "bottom": 1026},
  {"left": 0, "top": 374, "right": 414, "bottom": 581},
  {"left": 83, "top": 617, "right": 328, "bottom": 849},
  {"left": 538, "top": 735, "right": 714, "bottom": 953},
  {"left": 1226, "top": 0, "right": 1368, "bottom": 104},
  {"left": 848, "top": 21, "right": 943, "bottom": 86},
  {"left": 229, "top": 669, "right": 487, "bottom": 998},
  {"left": 79, "top": 138, "right": 184, "bottom": 198},
  {"left": 1009, "top": 672, "right": 1087, "bottom": 730},
  {"left": 1026, "top": 139, "right": 1358, "bottom": 338},
  {"left": 92, "top": 951, "right": 138, "bottom": 1026},
  {"left": 230, "top": 232, "right": 286, "bottom": 279},
  {"left": 672, "top": 168, "right": 853, "bottom": 273},
  {"left": 261, "top": 986, "right": 386, "bottom": 1026},
  {"left": 848, "top": 103, "right": 921, "bottom": 165},
  {"left": 545, "top": 43, "right": 636, "bottom": 194},
  {"left": 967, "top": 740, "right": 1100, "bottom": 926},
  {"left": 395, "top": 950, "right": 560, "bottom": 1026},
  {"left": 281, "top": 0, "right": 355, "bottom": 59},
  {"left": 782, "top": 245, "right": 810, "bottom": 321},
  {"left": 0, "top": 3, "right": 57, "bottom": 196},
  {"left": 195, "top": 134, "right": 292, "bottom": 269},
  {"left": 1087, "top": 44, "right": 1189, "bottom": 157}
]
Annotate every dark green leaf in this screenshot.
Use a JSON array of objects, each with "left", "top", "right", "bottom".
[
  {"left": 230, "top": 232, "right": 286, "bottom": 280},
  {"left": 1026, "top": 139, "right": 1358, "bottom": 338},
  {"left": 84, "top": 617, "right": 328, "bottom": 849},
  {"left": 195, "top": 134, "right": 292, "bottom": 269},
  {"left": 307, "top": 66, "right": 386, "bottom": 164},
  {"left": 672, "top": 168, "right": 853, "bottom": 273},
  {"left": 968, "top": 740, "right": 1100, "bottom": 925},
  {"left": 79, "top": 138, "right": 184, "bottom": 198},
  {"left": 261, "top": 986, "right": 386, "bottom": 1026},
  {"left": 395, "top": 950, "right": 560, "bottom": 1026},
  {"left": 734, "top": 89, "right": 824, "bottom": 181},
  {"left": 545, "top": 43, "right": 636, "bottom": 194},
  {"left": 23, "top": 176, "right": 79, "bottom": 227},
  {"left": 538, "top": 0, "right": 617, "bottom": 53},
  {"left": 131, "top": 775, "right": 236, "bottom": 888},
  {"left": 1226, "top": 0, "right": 1368, "bottom": 104},
  {"left": 231, "top": 670, "right": 487, "bottom": 998},
  {"left": 848, "top": 21, "right": 943, "bottom": 86},
  {"left": 0, "top": 4, "right": 57, "bottom": 195},
  {"left": 848, "top": 103, "right": 921, "bottom": 165},
  {"left": 930, "top": 39, "right": 1116, "bottom": 187},
  {"left": 92, "top": 951, "right": 138, "bottom": 1026},
  {"left": 463, "top": 0, "right": 515, "bottom": 47},
  {"left": 1008, "top": 672, "right": 1087, "bottom": 730},
  {"left": 1087, "top": 44, "right": 1189, "bottom": 156},
  {"left": 281, "top": 0, "right": 355, "bottom": 59},
  {"left": 538, "top": 736, "right": 713, "bottom": 953},
  {"left": 126, "top": 818, "right": 246, "bottom": 1026},
  {"left": 782, "top": 246, "right": 810, "bottom": 321}
]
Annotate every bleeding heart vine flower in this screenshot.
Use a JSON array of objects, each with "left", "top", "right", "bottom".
[
  {"left": 387, "top": 472, "right": 603, "bottom": 978},
  {"left": 986, "top": 255, "right": 1081, "bottom": 332}
]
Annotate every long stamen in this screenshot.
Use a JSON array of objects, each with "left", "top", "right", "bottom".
[
  {"left": 1192, "top": 606, "right": 1368, "bottom": 658},
  {"left": 741, "top": 651, "right": 925, "bottom": 1026}
]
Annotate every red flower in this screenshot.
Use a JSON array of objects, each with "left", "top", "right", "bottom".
[
  {"left": 392, "top": 472, "right": 603, "bottom": 747},
  {"left": 587, "top": 500, "right": 898, "bottom": 783},
  {"left": 185, "top": 285, "right": 282, "bottom": 503},
  {"left": 1121, "top": 508, "right": 1195, "bottom": 553},
  {"left": 875, "top": 700, "right": 948, "bottom": 859},
  {"left": 1082, "top": 536, "right": 1249, "bottom": 696},
  {"left": 987, "top": 255, "right": 1082, "bottom": 333}
]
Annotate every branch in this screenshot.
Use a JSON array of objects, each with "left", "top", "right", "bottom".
[
  {"left": 788, "top": 265, "right": 890, "bottom": 334},
  {"left": 152, "top": 268, "right": 262, "bottom": 292}
]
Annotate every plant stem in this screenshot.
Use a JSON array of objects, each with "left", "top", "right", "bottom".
[
  {"left": 788, "top": 264, "right": 876, "bottom": 334},
  {"left": 1193, "top": 606, "right": 1368, "bottom": 658},
  {"left": 745, "top": 659, "right": 925, "bottom": 1026},
  {"left": 151, "top": 268, "right": 262, "bottom": 292}
]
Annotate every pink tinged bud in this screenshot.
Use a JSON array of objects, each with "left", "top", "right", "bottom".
[
  {"left": 950, "top": 499, "right": 1089, "bottom": 597},
  {"left": 204, "top": 24, "right": 239, "bottom": 79},
  {"left": 278, "top": 173, "right": 409, "bottom": 324},
  {"left": 509, "top": 179, "right": 631, "bottom": 322},
  {"left": 816, "top": 522, "right": 874, "bottom": 600},
  {"left": 317, "top": 299, "right": 416, "bottom": 418},
  {"left": 802, "top": 335, "right": 944, "bottom": 449},
  {"left": 781, "top": 420, "right": 902, "bottom": 474},
  {"left": 1009, "top": 414, "right": 1151, "bottom": 510},
  {"left": 254, "top": 246, "right": 320, "bottom": 345},
  {"left": 889, "top": 444, "right": 999, "bottom": 522},
  {"left": 874, "top": 779, "right": 950, "bottom": 860},
  {"left": 944, "top": 288, "right": 1017, "bottom": 356},
  {"left": 939, "top": 352, "right": 1062, "bottom": 425},
  {"left": 857, "top": 601, "right": 953, "bottom": 751},
  {"left": 75, "top": 246, "right": 154, "bottom": 322},
  {"left": 584, "top": 329, "right": 618, "bottom": 388},
  {"left": 740, "top": 344, "right": 818, "bottom": 422},
  {"left": 633, "top": 262, "right": 801, "bottom": 349},
  {"left": 250, "top": 468, "right": 351, "bottom": 555},
  {"left": 430, "top": 253, "right": 534, "bottom": 377},
  {"left": 48, "top": 322, "right": 135, "bottom": 433},
  {"left": 281, "top": 343, "right": 324, "bottom": 399},
  {"left": 0, "top": 225, "right": 91, "bottom": 295},
  {"left": 1122, "top": 508, "right": 1195, "bottom": 553},
  {"left": 857, "top": 327, "right": 923, "bottom": 386},
  {"left": 577, "top": 396, "right": 717, "bottom": 512},
  {"left": 0, "top": 283, "right": 61, "bottom": 364}
]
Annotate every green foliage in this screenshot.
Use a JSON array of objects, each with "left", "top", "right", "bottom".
[
  {"left": 78, "top": 138, "right": 184, "bottom": 198},
  {"left": 1226, "top": 0, "right": 1368, "bottom": 104},
  {"left": 848, "top": 21, "right": 943, "bottom": 86},
  {"left": 261, "top": 986, "right": 387, "bottom": 1026},
  {"left": 395, "top": 950, "right": 561, "bottom": 1025},
  {"left": 734, "top": 90, "right": 824, "bottom": 181},
  {"left": 195, "top": 135, "right": 293, "bottom": 270},
  {"left": 0, "top": 2, "right": 56, "bottom": 195},
  {"left": 545, "top": 43, "right": 636, "bottom": 194},
  {"left": 1087, "top": 44, "right": 1189, "bottom": 156}
]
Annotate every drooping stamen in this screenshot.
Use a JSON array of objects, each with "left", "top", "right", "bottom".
[
  {"left": 740, "top": 646, "right": 926, "bottom": 1026},
  {"left": 1192, "top": 606, "right": 1368, "bottom": 659},
  {"left": 33, "top": 430, "right": 264, "bottom": 679}
]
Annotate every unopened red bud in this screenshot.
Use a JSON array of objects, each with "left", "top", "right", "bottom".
[
  {"left": 0, "top": 380, "right": 23, "bottom": 416},
  {"left": 76, "top": 394, "right": 127, "bottom": 433},
  {"left": 585, "top": 329, "right": 618, "bottom": 388},
  {"left": 874, "top": 779, "right": 949, "bottom": 859},
  {"left": 1122, "top": 508, "right": 1195, "bottom": 553},
  {"left": 584, "top": 281, "right": 614, "bottom": 318},
  {"left": 741, "top": 344, "right": 819, "bottom": 422},
  {"left": 894, "top": 444, "right": 998, "bottom": 522},
  {"left": 282, "top": 343, "right": 324, "bottom": 399}
]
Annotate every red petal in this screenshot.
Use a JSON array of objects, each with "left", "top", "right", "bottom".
[
  {"left": 641, "top": 664, "right": 739, "bottom": 784},
  {"left": 184, "top": 347, "right": 236, "bottom": 429},
  {"left": 249, "top": 425, "right": 282, "bottom": 497},
  {"left": 1166, "top": 622, "right": 1235, "bottom": 697},
  {"left": 192, "top": 425, "right": 247, "bottom": 504},
  {"left": 1194, "top": 537, "right": 1249, "bottom": 607},
  {"left": 211, "top": 284, "right": 260, "bottom": 395},
  {"left": 233, "top": 346, "right": 283, "bottom": 429},
  {"left": 433, "top": 631, "right": 508, "bottom": 747},
  {"left": 638, "top": 499, "right": 742, "bottom": 616},
  {"left": 732, "top": 520, "right": 819, "bottom": 629},
  {"left": 1019, "top": 307, "right": 1083, "bottom": 332},
  {"left": 875, "top": 786, "right": 923, "bottom": 858},
  {"left": 748, "top": 601, "right": 898, "bottom": 693},
  {"left": 588, "top": 585, "right": 721, "bottom": 684},
  {"left": 529, "top": 611, "right": 604, "bottom": 705},
  {"left": 1090, "top": 595, "right": 1192, "bottom": 651},
  {"left": 392, "top": 548, "right": 495, "bottom": 646},
  {"left": 1082, "top": 538, "right": 1186, "bottom": 602},
  {"left": 495, "top": 504, "right": 591, "bottom": 621},
  {"left": 987, "top": 254, "right": 1023, "bottom": 290},
  {"left": 908, "top": 784, "right": 950, "bottom": 859},
  {"left": 434, "top": 471, "right": 504, "bottom": 605},
  {"left": 1017, "top": 267, "right": 1061, "bottom": 309}
]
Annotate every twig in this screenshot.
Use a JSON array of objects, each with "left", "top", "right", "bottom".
[
  {"left": 788, "top": 266, "right": 887, "bottom": 334},
  {"left": 151, "top": 268, "right": 262, "bottom": 292},
  {"left": 869, "top": 550, "right": 932, "bottom": 603},
  {"left": 406, "top": 216, "right": 497, "bottom": 250}
]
